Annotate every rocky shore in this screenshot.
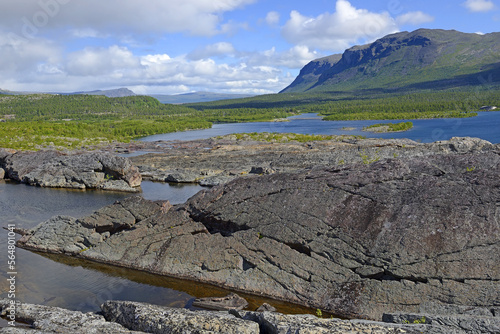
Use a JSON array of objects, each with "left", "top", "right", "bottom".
[
  {"left": 3, "top": 298, "right": 498, "bottom": 333},
  {"left": 15, "top": 136, "right": 500, "bottom": 323},
  {"left": 0, "top": 149, "right": 141, "bottom": 192},
  {"left": 118, "top": 135, "right": 497, "bottom": 186}
]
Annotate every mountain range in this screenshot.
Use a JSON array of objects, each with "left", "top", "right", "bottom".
[
  {"left": 150, "top": 92, "right": 254, "bottom": 104},
  {"left": 281, "top": 29, "right": 500, "bottom": 93}
]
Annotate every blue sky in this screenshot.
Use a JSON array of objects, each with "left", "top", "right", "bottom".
[{"left": 0, "top": 0, "right": 498, "bottom": 95}]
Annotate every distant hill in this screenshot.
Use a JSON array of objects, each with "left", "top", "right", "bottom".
[
  {"left": 281, "top": 29, "right": 500, "bottom": 93},
  {"left": 0, "top": 87, "right": 136, "bottom": 98},
  {"left": 150, "top": 92, "right": 255, "bottom": 104},
  {"left": 65, "top": 88, "right": 136, "bottom": 98}
]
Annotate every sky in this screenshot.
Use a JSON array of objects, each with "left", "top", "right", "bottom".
[{"left": 0, "top": 0, "right": 498, "bottom": 95}]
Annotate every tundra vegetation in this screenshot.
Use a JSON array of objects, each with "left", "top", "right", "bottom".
[{"left": 0, "top": 88, "right": 498, "bottom": 150}]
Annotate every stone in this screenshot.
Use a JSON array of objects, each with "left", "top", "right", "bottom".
[
  {"left": 166, "top": 170, "right": 200, "bottom": 183},
  {"left": 236, "top": 311, "right": 427, "bottom": 334},
  {"left": 0, "top": 299, "right": 137, "bottom": 334},
  {"left": 256, "top": 303, "right": 277, "bottom": 312},
  {"left": 0, "top": 167, "right": 4, "bottom": 179},
  {"left": 128, "top": 136, "right": 499, "bottom": 187},
  {"left": 101, "top": 300, "right": 259, "bottom": 334},
  {"left": 192, "top": 293, "right": 249, "bottom": 311},
  {"left": 1, "top": 150, "right": 141, "bottom": 192},
  {"left": 382, "top": 312, "right": 500, "bottom": 334}
]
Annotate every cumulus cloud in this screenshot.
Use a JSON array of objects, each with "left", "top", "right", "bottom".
[
  {"left": 281, "top": 0, "right": 399, "bottom": 52},
  {"left": 396, "top": 11, "right": 435, "bottom": 25},
  {"left": 0, "top": 0, "right": 256, "bottom": 37},
  {"left": 0, "top": 37, "right": 292, "bottom": 94},
  {"left": 463, "top": 0, "right": 496, "bottom": 12},
  {"left": 66, "top": 46, "right": 140, "bottom": 76},
  {"left": 187, "top": 42, "right": 236, "bottom": 60},
  {"left": 246, "top": 45, "right": 319, "bottom": 69},
  {"left": 0, "top": 33, "right": 60, "bottom": 75}
]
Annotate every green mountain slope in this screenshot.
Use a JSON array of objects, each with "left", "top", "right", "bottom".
[{"left": 281, "top": 29, "right": 500, "bottom": 93}]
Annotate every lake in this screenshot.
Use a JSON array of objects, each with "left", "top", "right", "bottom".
[
  {"left": 1, "top": 111, "right": 499, "bottom": 325},
  {"left": 140, "top": 112, "right": 500, "bottom": 144}
]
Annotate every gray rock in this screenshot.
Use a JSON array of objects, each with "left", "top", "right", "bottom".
[
  {"left": 192, "top": 293, "right": 249, "bottom": 311},
  {"left": 236, "top": 311, "right": 423, "bottom": 334},
  {"left": 101, "top": 300, "right": 259, "bottom": 334},
  {"left": 383, "top": 312, "right": 500, "bottom": 334},
  {"left": 198, "top": 175, "right": 237, "bottom": 186},
  {"left": 0, "top": 167, "right": 4, "bottom": 179},
  {"left": 2, "top": 150, "right": 141, "bottom": 192},
  {"left": 17, "top": 151, "right": 500, "bottom": 320},
  {"left": 256, "top": 303, "right": 277, "bottom": 312},
  {"left": 129, "top": 136, "right": 499, "bottom": 187},
  {"left": 250, "top": 166, "right": 275, "bottom": 175},
  {"left": 166, "top": 170, "right": 200, "bottom": 183},
  {"left": 0, "top": 299, "right": 138, "bottom": 334}
]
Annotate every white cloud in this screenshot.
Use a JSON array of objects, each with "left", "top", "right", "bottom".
[
  {"left": 463, "top": 0, "right": 496, "bottom": 12},
  {"left": 66, "top": 46, "right": 140, "bottom": 76},
  {"left": 0, "top": 0, "right": 257, "bottom": 38},
  {"left": 0, "top": 33, "right": 60, "bottom": 75},
  {"left": 396, "top": 11, "right": 435, "bottom": 25},
  {"left": 188, "top": 42, "right": 236, "bottom": 60},
  {"left": 281, "top": 0, "right": 399, "bottom": 52},
  {"left": 265, "top": 11, "right": 281, "bottom": 25},
  {"left": 0, "top": 38, "right": 292, "bottom": 94},
  {"left": 246, "top": 45, "right": 319, "bottom": 69}
]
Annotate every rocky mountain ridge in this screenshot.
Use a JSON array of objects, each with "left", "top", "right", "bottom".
[{"left": 282, "top": 29, "right": 500, "bottom": 93}]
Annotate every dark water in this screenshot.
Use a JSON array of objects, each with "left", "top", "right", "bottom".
[
  {"left": 1, "top": 112, "right": 499, "bottom": 325},
  {"left": 0, "top": 180, "right": 314, "bottom": 321},
  {"left": 140, "top": 112, "right": 500, "bottom": 144}
]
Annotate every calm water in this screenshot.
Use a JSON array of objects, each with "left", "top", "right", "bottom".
[
  {"left": 0, "top": 180, "right": 314, "bottom": 321},
  {"left": 1, "top": 112, "right": 499, "bottom": 325},
  {"left": 141, "top": 112, "right": 500, "bottom": 144}
]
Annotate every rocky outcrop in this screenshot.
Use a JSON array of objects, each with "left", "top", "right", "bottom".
[
  {"left": 101, "top": 300, "right": 259, "bottom": 334},
  {"left": 17, "top": 150, "right": 500, "bottom": 320},
  {"left": 1, "top": 150, "right": 141, "bottom": 192},
  {"left": 129, "top": 136, "right": 498, "bottom": 186},
  {"left": 2, "top": 299, "right": 495, "bottom": 333},
  {"left": 0, "top": 299, "right": 138, "bottom": 333}
]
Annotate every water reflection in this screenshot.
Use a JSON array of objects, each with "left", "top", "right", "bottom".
[{"left": 0, "top": 180, "right": 316, "bottom": 316}]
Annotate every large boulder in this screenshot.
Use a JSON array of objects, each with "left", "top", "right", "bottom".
[
  {"left": 17, "top": 152, "right": 500, "bottom": 320},
  {"left": 2, "top": 150, "right": 141, "bottom": 191}
]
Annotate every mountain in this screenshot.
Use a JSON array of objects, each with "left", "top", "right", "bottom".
[
  {"left": 0, "top": 88, "right": 136, "bottom": 98},
  {"left": 150, "top": 91, "right": 255, "bottom": 104},
  {"left": 281, "top": 29, "right": 500, "bottom": 93},
  {"left": 66, "top": 88, "right": 136, "bottom": 97}
]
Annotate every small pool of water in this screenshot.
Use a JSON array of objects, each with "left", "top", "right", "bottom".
[{"left": 0, "top": 180, "right": 315, "bottom": 317}]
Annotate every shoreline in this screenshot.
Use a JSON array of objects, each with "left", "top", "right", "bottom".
[{"left": 13, "top": 136, "right": 500, "bottom": 322}]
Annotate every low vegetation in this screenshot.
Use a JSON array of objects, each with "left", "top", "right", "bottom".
[
  {"left": 0, "top": 88, "right": 498, "bottom": 150},
  {"left": 363, "top": 122, "right": 413, "bottom": 132},
  {"left": 220, "top": 132, "right": 364, "bottom": 143}
]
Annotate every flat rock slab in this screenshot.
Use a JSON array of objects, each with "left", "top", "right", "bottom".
[
  {"left": 128, "top": 136, "right": 498, "bottom": 186},
  {"left": 2, "top": 299, "right": 463, "bottom": 334},
  {"left": 17, "top": 150, "right": 500, "bottom": 320},
  {"left": 192, "top": 293, "right": 249, "bottom": 311},
  {"left": 101, "top": 300, "right": 259, "bottom": 334}
]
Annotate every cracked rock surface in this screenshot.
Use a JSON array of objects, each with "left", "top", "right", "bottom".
[
  {"left": 0, "top": 149, "right": 141, "bottom": 192},
  {"left": 2, "top": 299, "right": 496, "bottom": 333},
  {"left": 17, "top": 150, "right": 500, "bottom": 320}
]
